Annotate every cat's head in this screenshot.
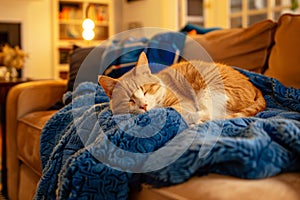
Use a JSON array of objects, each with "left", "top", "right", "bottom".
[{"left": 99, "top": 52, "right": 165, "bottom": 114}]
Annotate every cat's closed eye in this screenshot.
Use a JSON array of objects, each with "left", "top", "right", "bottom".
[
  {"left": 139, "top": 86, "right": 147, "bottom": 95},
  {"left": 129, "top": 99, "right": 135, "bottom": 104}
]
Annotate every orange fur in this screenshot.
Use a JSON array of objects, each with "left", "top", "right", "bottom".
[{"left": 163, "top": 61, "right": 266, "bottom": 119}]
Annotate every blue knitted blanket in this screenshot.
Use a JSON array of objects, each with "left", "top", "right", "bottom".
[{"left": 35, "top": 69, "right": 300, "bottom": 199}]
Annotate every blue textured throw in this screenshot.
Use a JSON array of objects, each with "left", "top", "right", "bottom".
[{"left": 35, "top": 69, "right": 300, "bottom": 200}]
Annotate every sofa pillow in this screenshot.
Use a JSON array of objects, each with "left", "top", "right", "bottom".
[
  {"left": 49, "top": 46, "right": 105, "bottom": 110},
  {"left": 180, "top": 23, "right": 221, "bottom": 34},
  {"left": 67, "top": 45, "right": 94, "bottom": 91},
  {"left": 264, "top": 14, "right": 300, "bottom": 89},
  {"left": 189, "top": 19, "right": 277, "bottom": 73}
]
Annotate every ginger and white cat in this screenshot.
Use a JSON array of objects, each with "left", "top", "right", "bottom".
[{"left": 99, "top": 52, "right": 266, "bottom": 125}]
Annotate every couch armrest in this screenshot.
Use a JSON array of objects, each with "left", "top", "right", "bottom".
[
  {"left": 5, "top": 80, "right": 67, "bottom": 200},
  {"left": 7, "top": 80, "right": 67, "bottom": 119}
]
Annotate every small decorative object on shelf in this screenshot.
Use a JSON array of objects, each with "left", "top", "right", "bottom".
[{"left": 0, "top": 44, "right": 28, "bottom": 80}]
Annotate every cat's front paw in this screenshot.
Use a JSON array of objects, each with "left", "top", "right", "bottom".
[
  {"left": 182, "top": 110, "right": 210, "bottom": 125},
  {"left": 197, "top": 111, "right": 211, "bottom": 122}
]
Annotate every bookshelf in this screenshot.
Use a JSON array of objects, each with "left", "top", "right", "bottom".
[{"left": 53, "top": 0, "right": 116, "bottom": 79}]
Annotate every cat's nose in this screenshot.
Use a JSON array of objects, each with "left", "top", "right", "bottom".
[{"left": 139, "top": 104, "right": 148, "bottom": 111}]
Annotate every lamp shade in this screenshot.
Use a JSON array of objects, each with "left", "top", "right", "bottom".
[
  {"left": 82, "top": 29, "right": 95, "bottom": 40},
  {"left": 82, "top": 18, "right": 95, "bottom": 30}
]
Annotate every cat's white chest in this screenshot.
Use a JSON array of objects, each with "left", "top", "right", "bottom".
[{"left": 196, "top": 88, "right": 228, "bottom": 122}]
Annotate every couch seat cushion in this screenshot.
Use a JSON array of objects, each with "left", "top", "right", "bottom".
[
  {"left": 130, "top": 173, "right": 300, "bottom": 200},
  {"left": 17, "top": 110, "right": 57, "bottom": 175}
]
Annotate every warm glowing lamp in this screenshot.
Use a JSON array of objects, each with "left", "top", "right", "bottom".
[
  {"left": 82, "top": 18, "right": 95, "bottom": 30},
  {"left": 82, "top": 18, "right": 95, "bottom": 41},
  {"left": 82, "top": 29, "right": 95, "bottom": 40}
]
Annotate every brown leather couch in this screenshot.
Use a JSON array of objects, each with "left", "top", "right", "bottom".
[
  {"left": 6, "top": 14, "right": 300, "bottom": 200},
  {"left": 6, "top": 80, "right": 66, "bottom": 200}
]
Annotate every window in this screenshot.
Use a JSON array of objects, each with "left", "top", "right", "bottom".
[{"left": 230, "top": 0, "right": 292, "bottom": 28}]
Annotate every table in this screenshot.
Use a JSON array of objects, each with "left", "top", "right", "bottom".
[{"left": 0, "top": 78, "right": 30, "bottom": 196}]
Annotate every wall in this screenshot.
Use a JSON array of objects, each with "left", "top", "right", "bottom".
[
  {"left": 0, "top": 0, "right": 53, "bottom": 79},
  {"left": 121, "top": 0, "right": 179, "bottom": 31}
]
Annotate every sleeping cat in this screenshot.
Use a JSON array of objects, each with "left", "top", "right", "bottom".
[{"left": 99, "top": 52, "right": 266, "bottom": 125}]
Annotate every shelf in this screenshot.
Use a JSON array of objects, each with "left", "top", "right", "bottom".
[
  {"left": 59, "top": 1, "right": 83, "bottom": 20},
  {"left": 59, "top": 19, "right": 84, "bottom": 24},
  {"left": 53, "top": 0, "right": 113, "bottom": 80},
  {"left": 59, "top": 19, "right": 109, "bottom": 26}
]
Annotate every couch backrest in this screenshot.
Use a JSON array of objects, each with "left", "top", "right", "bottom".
[
  {"left": 190, "top": 19, "right": 277, "bottom": 73},
  {"left": 68, "top": 15, "right": 300, "bottom": 90},
  {"left": 265, "top": 14, "right": 300, "bottom": 89},
  {"left": 192, "top": 14, "right": 300, "bottom": 89}
]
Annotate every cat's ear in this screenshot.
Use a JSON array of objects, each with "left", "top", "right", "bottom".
[
  {"left": 134, "top": 52, "right": 151, "bottom": 76},
  {"left": 98, "top": 75, "right": 118, "bottom": 98},
  {"left": 136, "top": 52, "right": 148, "bottom": 66}
]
